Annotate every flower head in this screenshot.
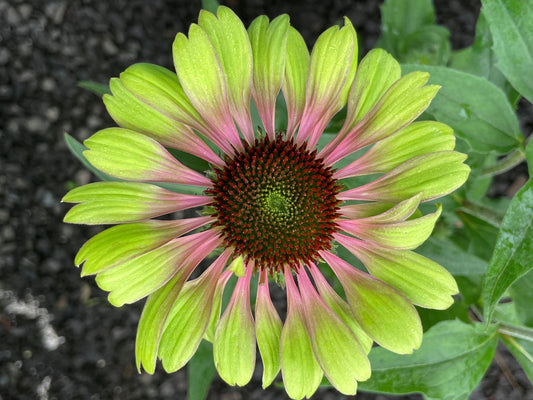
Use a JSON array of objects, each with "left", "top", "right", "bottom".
[{"left": 63, "top": 6, "right": 469, "bottom": 399}]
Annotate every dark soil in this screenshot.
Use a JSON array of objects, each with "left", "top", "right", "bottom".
[{"left": 1, "top": 0, "right": 531, "bottom": 399}]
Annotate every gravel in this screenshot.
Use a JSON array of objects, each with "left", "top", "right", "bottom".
[{"left": 1, "top": 0, "right": 531, "bottom": 399}]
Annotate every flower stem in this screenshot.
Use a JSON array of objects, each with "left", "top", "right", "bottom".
[
  {"left": 501, "top": 335, "right": 533, "bottom": 364},
  {"left": 481, "top": 148, "right": 526, "bottom": 177},
  {"left": 498, "top": 323, "right": 533, "bottom": 343}
]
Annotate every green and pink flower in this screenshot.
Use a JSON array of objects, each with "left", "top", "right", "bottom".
[{"left": 63, "top": 6, "right": 469, "bottom": 399}]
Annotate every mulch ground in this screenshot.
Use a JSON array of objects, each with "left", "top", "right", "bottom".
[{"left": 1, "top": 0, "right": 531, "bottom": 399}]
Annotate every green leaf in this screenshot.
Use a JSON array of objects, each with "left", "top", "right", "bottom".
[
  {"left": 64, "top": 133, "right": 118, "bottom": 182},
  {"left": 402, "top": 64, "right": 523, "bottom": 154},
  {"left": 359, "top": 320, "right": 499, "bottom": 399},
  {"left": 457, "top": 211, "right": 499, "bottom": 261},
  {"left": 379, "top": 0, "right": 436, "bottom": 55},
  {"left": 77, "top": 80, "right": 111, "bottom": 97},
  {"left": 167, "top": 148, "right": 209, "bottom": 173},
  {"left": 483, "top": 180, "right": 533, "bottom": 323},
  {"left": 417, "top": 237, "right": 488, "bottom": 277},
  {"left": 449, "top": 12, "right": 520, "bottom": 106},
  {"left": 201, "top": 0, "right": 219, "bottom": 14},
  {"left": 482, "top": 0, "right": 533, "bottom": 103},
  {"left": 416, "top": 300, "right": 470, "bottom": 331},
  {"left": 188, "top": 340, "right": 216, "bottom": 400},
  {"left": 378, "top": 0, "right": 450, "bottom": 65}
]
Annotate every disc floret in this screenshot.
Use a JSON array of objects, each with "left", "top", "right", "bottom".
[{"left": 207, "top": 135, "right": 342, "bottom": 271}]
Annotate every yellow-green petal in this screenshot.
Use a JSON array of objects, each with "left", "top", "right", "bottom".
[
  {"left": 213, "top": 267, "right": 256, "bottom": 386},
  {"left": 348, "top": 243, "right": 458, "bottom": 309},
  {"left": 63, "top": 182, "right": 210, "bottom": 225},
  {"left": 338, "top": 204, "right": 442, "bottom": 250},
  {"left": 248, "top": 14, "right": 290, "bottom": 137},
  {"left": 280, "top": 270, "right": 323, "bottom": 400},
  {"left": 83, "top": 128, "right": 210, "bottom": 186},
  {"left": 337, "top": 121, "right": 455, "bottom": 178},
  {"left": 339, "top": 151, "right": 470, "bottom": 203},
  {"left": 322, "top": 250, "right": 423, "bottom": 354},
  {"left": 95, "top": 230, "right": 220, "bottom": 307},
  {"left": 343, "top": 48, "right": 401, "bottom": 134},
  {"left": 173, "top": 25, "right": 241, "bottom": 153},
  {"left": 255, "top": 270, "right": 282, "bottom": 388},
  {"left": 136, "top": 273, "right": 184, "bottom": 374},
  {"left": 308, "top": 264, "right": 373, "bottom": 354},
  {"left": 159, "top": 251, "right": 231, "bottom": 372},
  {"left": 76, "top": 218, "right": 210, "bottom": 276},
  {"left": 204, "top": 271, "right": 233, "bottom": 343},
  {"left": 297, "top": 18, "right": 357, "bottom": 149},
  {"left": 282, "top": 27, "right": 310, "bottom": 137},
  {"left": 199, "top": 6, "right": 254, "bottom": 142},
  {"left": 298, "top": 270, "right": 370, "bottom": 395}
]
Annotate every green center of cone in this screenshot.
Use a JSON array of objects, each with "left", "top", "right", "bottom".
[{"left": 264, "top": 191, "right": 292, "bottom": 217}]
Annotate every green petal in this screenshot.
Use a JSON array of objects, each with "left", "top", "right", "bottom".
[
  {"left": 297, "top": 18, "right": 357, "bottom": 148},
  {"left": 95, "top": 230, "right": 220, "bottom": 307},
  {"left": 343, "top": 48, "right": 401, "bottom": 133},
  {"left": 76, "top": 218, "right": 210, "bottom": 276},
  {"left": 248, "top": 14, "right": 290, "bottom": 136},
  {"left": 298, "top": 271, "right": 370, "bottom": 395},
  {"left": 308, "top": 264, "right": 373, "bottom": 354},
  {"left": 306, "top": 18, "right": 357, "bottom": 110},
  {"left": 280, "top": 270, "right": 323, "bottom": 400},
  {"left": 104, "top": 78, "right": 201, "bottom": 151},
  {"left": 255, "top": 270, "right": 282, "bottom": 388},
  {"left": 204, "top": 271, "right": 233, "bottom": 343},
  {"left": 322, "top": 72, "right": 440, "bottom": 165},
  {"left": 340, "top": 202, "right": 398, "bottom": 220},
  {"left": 199, "top": 6, "right": 253, "bottom": 140},
  {"left": 115, "top": 64, "right": 222, "bottom": 166},
  {"left": 357, "top": 121, "right": 455, "bottom": 174},
  {"left": 359, "top": 193, "right": 422, "bottom": 223},
  {"left": 173, "top": 24, "right": 241, "bottom": 153},
  {"left": 282, "top": 27, "right": 310, "bottom": 136},
  {"left": 63, "top": 182, "right": 209, "bottom": 224},
  {"left": 352, "top": 72, "right": 440, "bottom": 149},
  {"left": 213, "top": 267, "right": 256, "bottom": 386},
  {"left": 350, "top": 245, "right": 458, "bottom": 310},
  {"left": 117, "top": 63, "right": 204, "bottom": 131},
  {"left": 83, "top": 128, "right": 210, "bottom": 186},
  {"left": 136, "top": 273, "right": 184, "bottom": 374},
  {"left": 340, "top": 151, "right": 470, "bottom": 203},
  {"left": 339, "top": 204, "right": 442, "bottom": 250},
  {"left": 159, "top": 251, "right": 231, "bottom": 372},
  {"left": 322, "top": 251, "right": 423, "bottom": 354}
]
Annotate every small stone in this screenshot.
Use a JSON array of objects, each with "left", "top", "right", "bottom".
[
  {"left": 0, "top": 210, "right": 9, "bottom": 223},
  {"left": 41, "top": 78, "right": 56, "bottom": 92},
  {"left": 102, "top": 38, "right": 118, "bottom": 56},
  {"left": 75, "top": 169, "right": 91, "bottom": 186},
  {"left": 159, "top": 379, "right": 176, "bottom": 397},
  {"left": 45, "top": 1, "right": 68, "bottom": 24},
  {"left": 45, "top": 107, "right": 60, "bottom": 122},
  {"left": 79, "top": 284, "right": 91, "bottom": 303},
  {"left": 18, "top": 4, "right": 32, "bottom": 19},
  {"left": 0, "top": 48, "right": 10, "bottom": 65},
  {"left": 86, "top": 115, "right": 102, "bottom": 129},
  {"left": 25, "top": 116, "right": 45, "bottom": 133},
  {"left": 1, "top": 226, "right": 15, "bottom": 242},
  {"left": 6, "top": 6, "right": 20, "bottom": 26}
]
